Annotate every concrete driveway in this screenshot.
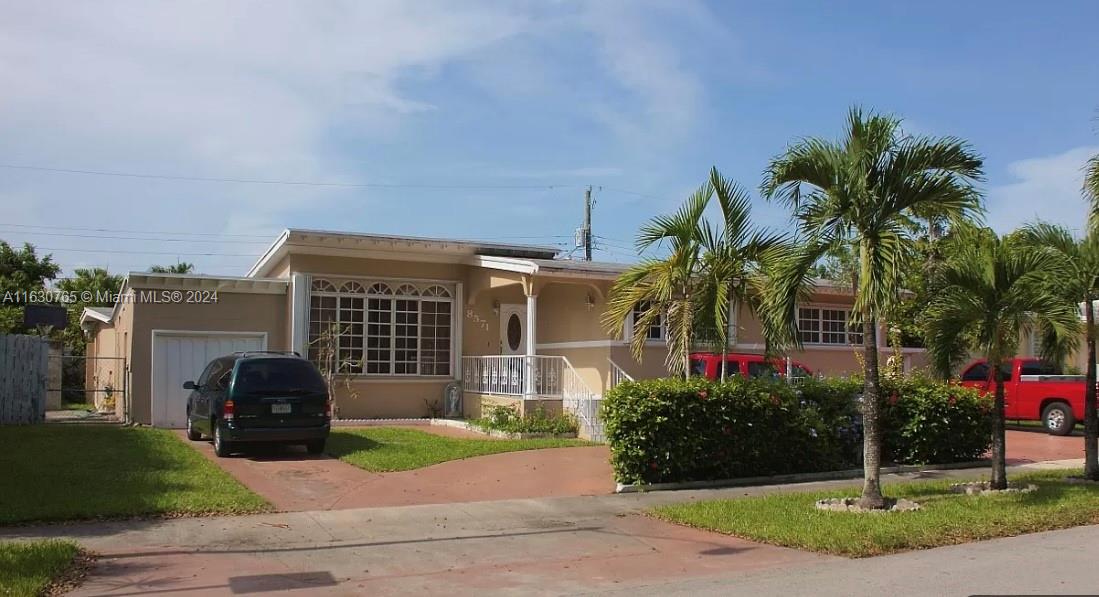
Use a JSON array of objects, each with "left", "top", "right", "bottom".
[{"left": 181, "top": 427, "right": 615, "bottom": 511}]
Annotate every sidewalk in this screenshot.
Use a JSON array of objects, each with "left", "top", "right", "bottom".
[{"left": 3, "top": 459, "right": 1082, "bottom": 596}]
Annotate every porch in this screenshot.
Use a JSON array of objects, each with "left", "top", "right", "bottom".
[{"left": 461, "top": 355, "right": 619, "bottom": 441}]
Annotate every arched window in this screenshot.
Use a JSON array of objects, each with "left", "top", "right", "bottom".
[
  {"left": 340, "top": 281, "right": 366, "bottom": 294},
  {"left": 309, "top": 279, "right": 454, "bottom": 377},
  {"left": 422, "top": 285, "right": 451, "bottom": 298}
]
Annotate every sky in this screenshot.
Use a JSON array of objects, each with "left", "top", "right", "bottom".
[{"left": 1, "top": 1, "right": 1098, "bottom": 277}]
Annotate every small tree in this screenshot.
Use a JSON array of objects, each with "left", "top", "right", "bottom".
[
  {"left": 924, "top": 226, "right": 1080, "bottom": 489},
  {"left": 307, "top": 321, "right": 360, "bottom": 417}
]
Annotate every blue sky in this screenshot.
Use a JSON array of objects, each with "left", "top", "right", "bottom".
[{"left": 1, "top": 1, "right": 1097, "bottom": 275}]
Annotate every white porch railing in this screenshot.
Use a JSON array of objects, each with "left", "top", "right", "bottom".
[
  {"left": 608, "top": 359, "right": 634, "bottom": 389},
  {"left": 461, "top": 355, "right": 566, "bottom": 397},
  {"left": 461, "top": 355, "right": 604, "bottom": 441}
]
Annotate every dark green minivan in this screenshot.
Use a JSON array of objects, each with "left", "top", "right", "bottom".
[{"left": 183, "top": 352, "right": 331, "bottom": 457}]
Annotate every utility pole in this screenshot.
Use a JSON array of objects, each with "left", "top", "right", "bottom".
[{"left": 583, "top": 185, "right": 592, "bottom": 261}]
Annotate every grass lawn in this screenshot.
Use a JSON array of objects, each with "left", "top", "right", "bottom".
[
  {"left": 652, "top": 470, "right": 1099, "bottom": 557},
  {"left": 0, "top": 425, "right": 270, "bottom": 525},
  {"left": 0, "top": 540, "right": 81, "bottom": 596},
  {"left": 327, "top": 426, "right": 592, "bottom": 472}
]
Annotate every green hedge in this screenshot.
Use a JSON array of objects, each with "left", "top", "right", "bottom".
[{"left": 601, "top": 375, "right": 991, "bottom": 485}]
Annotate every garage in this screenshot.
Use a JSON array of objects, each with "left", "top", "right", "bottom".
[{"left": 151, "top": 331, "right": 267, "bottom": 427}]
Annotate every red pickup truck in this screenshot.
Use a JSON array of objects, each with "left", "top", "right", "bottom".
[
  {"left": 689, "top": 352, "right": 813, "bottom": 381},
  {"left": 959, "top": 357, "right": 1087, "bottom": 435}
]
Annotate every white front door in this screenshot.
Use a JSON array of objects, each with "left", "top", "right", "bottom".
[
  {"left": 150, "top": 332, "right": 266, "bottom": 428},
  {"left": 499, "top": 304, "right": 527, "bottom": 355}
]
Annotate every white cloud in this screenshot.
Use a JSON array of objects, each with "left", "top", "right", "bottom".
[
  {"left": 0, "top": 1, "right": 720, "bottom": 275},
  {"left": 0, "top": 1, "right": 530, "bottom": 273},
  {"left": 985, "top": 146, "right": 1099, "bottom": 234}
]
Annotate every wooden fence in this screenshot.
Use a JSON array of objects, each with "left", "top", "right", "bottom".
[{"left": 0, "top": 334, "right": 48, "bottom": 424}]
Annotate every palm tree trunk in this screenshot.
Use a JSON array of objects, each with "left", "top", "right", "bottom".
[
  {"left": 1085, "top": 300, "right": 1098, "bottom": 480},
  {"left": 858, "top": 312, "right": 886, "bottom": 508},
  {"left": 990, "top": 353, "right": 1008, "bottom": 490},
  {"left": 720, "top": 294, "right": 730, "bottom": 382}
]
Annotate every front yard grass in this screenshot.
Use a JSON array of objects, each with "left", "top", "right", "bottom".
[
  {"left": 0, "top": 425, "right": 270, "bottom": 525},
  {"left": 327, "top": 426, "right": 591, "bottom": 472},
  {"left": 652, "top": 470, "right": 1099, "bottom": 558},
  {"left": 0, "top": 540, "right": 81, "bottom": 596}
]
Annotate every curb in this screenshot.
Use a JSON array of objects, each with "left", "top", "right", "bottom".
[
  {"left": 331, "top": 417, "right": 578, "bottom": 439},
  {"left": 614, "top": 459, "right": 992, "bottom": 494}
]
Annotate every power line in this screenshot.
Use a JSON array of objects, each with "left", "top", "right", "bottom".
[
  {"left": 0, "top": 222, "right": 276, "bottom": 239},
  {"left": 0, "top": 230, "right": 271, "bottom": 244},
  {"left": 37, "top": 246, "right": 258, "bottom": 257},
  {"left": 0, "top": 163, "right": 586, "bottom": 191}
]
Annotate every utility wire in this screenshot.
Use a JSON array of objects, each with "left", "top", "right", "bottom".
[
  {"left": 0, "top": 222, "right": 276, "bottom": 239},
  {"left": 0, "top": 163, "right": 585, "bottom": 191}
]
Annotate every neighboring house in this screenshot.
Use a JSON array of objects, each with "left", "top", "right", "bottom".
[{"left": 79, "top": 229, "right": 928, "bottom": 436}]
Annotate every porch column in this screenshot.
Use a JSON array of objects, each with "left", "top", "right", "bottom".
[
  {"left": 290, "top": 273, "right": 310, "bottom": 357},
  {"left": 524, "top": 291, "right": 537, "bottom": 397}
]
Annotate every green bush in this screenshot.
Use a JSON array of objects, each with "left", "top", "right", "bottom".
[
  {"left": 472, "top": 404, "right": 578, "bottom": 435},
  {"left": 880, "top": 375, "right": 991, "bottom": 464},
  {"left": 601, "top": 375, "right": 991, "bottom": 485}
]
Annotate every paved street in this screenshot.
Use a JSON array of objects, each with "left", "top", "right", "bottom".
[
  {"left": 3, "top": 460, "right": 1084, "bottom": 596},
  {"left": 600, "top": 524, "right": 1099, "bottom": 596}
]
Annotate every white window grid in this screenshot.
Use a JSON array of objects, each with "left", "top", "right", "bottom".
[
  {"left": 312, "top": 278, "right": 454, "bottom": 377},
  {"left": 631, "top": 302, "right": 665, "bottom": 341},
  {"left": 797, "top": 306, "right": 862, "bottom": 345}
]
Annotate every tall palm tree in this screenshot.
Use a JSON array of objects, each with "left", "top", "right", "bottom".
[
  {"left": 924, "top": 226, "right": 1080, "bottom": 489},
  {"left": 603, "top": 168, "right": 778, "bottom": 376},
  {"left": 1085, "top": 152, "right": 1099, "bottom": 231},
  {"left": 603, "top": 187, "right": 707, "bottom": 375},
  {"left": 693, "top": 168, "right": 784, "bottom": 380},
  {"left": 760, "top": 107, "right": 983, "bottom": 508}
]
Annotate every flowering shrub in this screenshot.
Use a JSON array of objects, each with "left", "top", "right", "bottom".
[
  {"left": 602, "top": 375, "right": 991, "bottom": 485},
  {"left": 880, "top": 375, "right": 991, "bottom": 464}
]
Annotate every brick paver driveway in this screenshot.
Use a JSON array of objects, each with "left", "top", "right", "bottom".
[
  {"left": 1005, "top": 428, "right": 1084, "bottom": 463},
  {"left": 180, "top": 427, "right": 614, "bottom": 511}
]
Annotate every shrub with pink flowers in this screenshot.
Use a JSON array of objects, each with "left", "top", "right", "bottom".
[{"left": 602, "top": 374, "right": 991, "bottom": 485}]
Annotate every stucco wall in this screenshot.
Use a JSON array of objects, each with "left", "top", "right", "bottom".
[{"left": 127, "top": 290, "right": 288, "bottom": 425}]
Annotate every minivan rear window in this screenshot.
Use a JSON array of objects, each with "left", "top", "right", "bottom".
[{"left": 233, "top": 359, "right": 328, "bottom": 396}]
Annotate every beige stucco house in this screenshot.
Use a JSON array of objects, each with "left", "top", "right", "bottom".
[{"left": 80, "top": 228, "right": 928, "bottom": 437}]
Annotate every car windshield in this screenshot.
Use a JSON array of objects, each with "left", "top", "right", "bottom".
[{"left": 233, "top": 359, "right": 327, "bottom": 396}]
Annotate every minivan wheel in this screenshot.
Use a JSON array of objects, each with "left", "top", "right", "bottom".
[
  {"left": 185, "top": 416, "right": 202, "bottom": 441},
  {"left": 213, "top": 423, "right": 233, "bottom": 457},
  {"left": 306, "top": 439, "right": 326, "bottom": 455},
  {"left": 1042, "top": 402, "right": 1075, "bottom": 436}
]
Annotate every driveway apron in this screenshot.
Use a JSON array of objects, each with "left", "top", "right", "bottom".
[{"left": 180, "top": 429, "right": 615, "bottom": 511}]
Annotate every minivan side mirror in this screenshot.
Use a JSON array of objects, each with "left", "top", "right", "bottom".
[{"left": 182, "top": 381, "right": 198, "bottom": 390}]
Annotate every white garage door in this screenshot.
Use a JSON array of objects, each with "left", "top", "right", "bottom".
[{"left": 151, "top": 332, "right": 266, "bottom": 428}]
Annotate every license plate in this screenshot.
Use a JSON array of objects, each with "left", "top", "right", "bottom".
[{"left": 271, "top": 403, "right": 292, "bottom": 414}]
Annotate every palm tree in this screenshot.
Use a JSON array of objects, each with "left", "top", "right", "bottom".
[
  {"left": 760, "top": 107, "right": 983, "bottom": 508},
  {"left": 693, "top": 168, "right": 784, "bottom": 380},
  {"left": 924, "top": 226, "right": 1080, "bottom": 489},
  {"left": 1085, "top": 152, "right": 1099, "bottom": 231},
  {"left": 603, "top": 187, "right": 707, "bottom": 375},
  {"left": 149, "top": 262, "right": 195, "bottom": 274},
  {"left": 603, "top": 168, "right": 778, "bottom": 376}
]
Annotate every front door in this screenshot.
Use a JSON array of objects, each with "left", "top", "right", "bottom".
[{"left": 499, "top": 304, "right": 527, "bottom": 355}]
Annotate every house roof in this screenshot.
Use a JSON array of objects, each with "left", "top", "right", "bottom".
[
  {"left": 247, "top": 229, "right": 560, "bottom": 278},
  {"left": 79, "top": 306, "right": 114, "bottom": 326}
]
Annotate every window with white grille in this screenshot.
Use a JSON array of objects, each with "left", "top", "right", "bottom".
[{"left": 309, "top": 278, "right": 454, "bottom": 376}]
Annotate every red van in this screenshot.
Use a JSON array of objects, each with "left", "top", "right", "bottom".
[{"left": 688, "top": 352, "right": 813, "bottom": 381}]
